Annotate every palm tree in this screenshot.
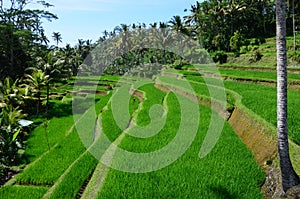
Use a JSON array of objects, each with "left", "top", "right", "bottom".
[
  {"left": 52, "top": 32, "right": 62, "bottom": 47},
  {"left": 25, "top": 70, "right": 50, "bottom": 116},
  {"left": 169, "top": 15, "right": 187, "bottom": 34},
  {"left": 35, "top": 50, "right": 66, "bottom": 112},
  {"left": 276, "top": 0, "right": 300, "bottom": 192},
  {"left": 169, "top": 16, "right": 190, "bottom": 65},
  {"left": 155, "top": 22, "right": 174, "bottom": 64}
]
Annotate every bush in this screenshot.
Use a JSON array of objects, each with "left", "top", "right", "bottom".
[
  {"left": 230, "top": 31, "right": 246, "bottom": 52},
  {"left": 249, "top": 37, "right": 266, "bottom": 46},
  {"left": 173, "top": 59, "right": 189, "bottom": 69},
  {"left": 0, "top": 106, "right": 26, "bottom": 167},
  {"left": 239, "top": 46, "right": 249, "bottom": 54},
  {"left": 252, "top": 45, "right": 260, "bottom": 51},
  {"left": 211, "top": 51, "right": 228, "bottom": 64},
  {"left": 249, "top": 50, "right": 263, "bottom": 63},
  {"left": 290, "top": 51, "right": 300, "bottom": 63},
  {"left": 250, "top": 38, "right": 260, "bottom": 46},
  {"left": 259, "top": 37, "right": 266, "bottom": 44}
]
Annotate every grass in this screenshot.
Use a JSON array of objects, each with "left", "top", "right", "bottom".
[
  {"left": 222, "top": 35, "right": 300, "bottom": 68},
  {"left": 98, "top": 91, "right": 265, "bottom": 198},
  {"left": 116, "top": 84, "right": 168, "bottom": 153},
  {"left": 101, "top": 93, "right": 139, "bottom": 142},
  {"left": 22, "top": 116, "right": 74, "bottom": 163},
  {"left": 48, "top": 153, "right": 98, "bottom": 199},
  {"left": 219, "top": 68, "right": 300, "bottom": 81},
  {"left": 224, "top": 80, "right": 300, "bottom": 145},
  {"left": 16, "top": 129, "right": 86, "bottom": 185},
  {"left": 158, "top": 75, "right": 235, "bottom": 110},
  {"left": 136, "top": 84, "right": 166, "bottom": 126},
  {"left": 180, "top": 69, "right": 300, "bottom": 144},
  {"left": 0, "top": 186, "right": 48, "bottom": 199},
  {"left": 2, "top": 73, "right": 275, "bottom": 198},
  {"left": 178, "top": 66, "right": 300, "bottom": 82}
]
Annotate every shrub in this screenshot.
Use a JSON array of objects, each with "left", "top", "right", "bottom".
[
  {"left": 259, "top": 37, "right": 266, "bottom": 44},
  {"left": 0, "top": 105, "right": 26, "bottom": 167},
  {"left": 249, "top": 37, "right": 266, "bottom": 46},
  {"left": 239, "top": 46, "right": 249, "bottom": 54},
  {"left": 173, "top": 59, "right": 189, "bottom": 69},
  {"left": 250, "top": 38, "right": 260, "bottom": 46},
  {"left": 230, "top": 31, "right": 246, "bottom": 52},
  {"left": 211, "top": 51, "right": 228, "bottom": 64},
  {"left": 249, "top": 50, "right": 263, "bottom": 63},
  {"left": 251, "top": 45, "right": 259, "bottom": 51},
  {"left": 290, "top": 51, "right": 300, "bottom": 63}
]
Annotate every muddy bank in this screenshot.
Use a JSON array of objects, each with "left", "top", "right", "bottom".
[{"left": 228, "top": 107, "right": 277, "bottom": 166}]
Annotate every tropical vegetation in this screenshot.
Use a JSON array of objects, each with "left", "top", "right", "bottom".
[{"left": 1, "top": 0, "right": 300, "bottom": 198}]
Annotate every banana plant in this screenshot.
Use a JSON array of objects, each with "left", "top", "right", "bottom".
[
  {"left": 0, "top": 105, "right": 26, "bottom": 167},
  {"left": 0, "top": 77, "right": 24, "bottom": 108}
]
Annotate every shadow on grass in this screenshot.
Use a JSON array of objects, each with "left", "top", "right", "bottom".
[
  {"left": 209, "top": 185, "right": 238, "bottom": 199},
  {"left": 46, "top": 101, "right": 73, "bottom": 118},
  {"left": 27, "top": 98, "right": 99, "bottom": 123}
]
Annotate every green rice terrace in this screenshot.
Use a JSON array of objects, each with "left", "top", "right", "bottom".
[
  {"left": 1, "top": 61, "right": 300, "bottom": 198},
  {"left": 1, "top": 0, "right": 300, "bottom": 198}
]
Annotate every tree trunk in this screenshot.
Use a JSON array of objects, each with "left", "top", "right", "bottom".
[
  {"left": 292, "top": 0, "right": 296, "bottom": 51},
  {"left": 276, "top": 0, "right": 300, "bottom": 193},
  {"left": 46, "top": 83, "right": 49, "bottom": 114},
  {"left": 36, "top": 90, "right": 41, "bottom": 116}
]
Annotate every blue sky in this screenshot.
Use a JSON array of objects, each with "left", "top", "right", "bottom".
[{"left": 34, "top": 0, "right": 197, "bottom": 46}]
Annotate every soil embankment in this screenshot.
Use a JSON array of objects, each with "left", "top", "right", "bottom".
[{"left": 228, "top": 107, "right": 277, "bottom": 165}]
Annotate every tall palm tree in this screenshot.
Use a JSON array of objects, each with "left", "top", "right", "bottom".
[
  {"left": 156, "top": 22, "right": 174, "bottom": 64},
  {"left": 35, "top": 50, "right": 66, "bottom": 112},
  {"left": 169, "top": 15, "right": 186, "bottom": 34},
  {"left": 276, "top": 0, "right": 300, "bottom": 192},
  {"left": 169, "top": 16, "right": 190, "bottom": 65},
  {"left": 52, "top": 32, "right": 62, "bottom": 47}
]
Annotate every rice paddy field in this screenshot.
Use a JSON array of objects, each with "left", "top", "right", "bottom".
[{"left": 1, "top": 65, "right": 300, "bottom": 198}]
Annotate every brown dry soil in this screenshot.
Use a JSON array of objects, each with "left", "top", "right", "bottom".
[{"left": 228, "top": 107, "right": 277, "bottom": 166}]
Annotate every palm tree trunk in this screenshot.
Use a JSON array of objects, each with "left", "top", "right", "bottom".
[
  {"left": 292, "top": 0, "right": 296, "bottom": 51},
  {"left": 37, "top": 93, "right": 41, "bottom": 116},
  {"left": 276, "top": 0, "right": 300, "bottom": 192},
  {"left": 46, "top": 83, "right": 50, "bottom": 114}
]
